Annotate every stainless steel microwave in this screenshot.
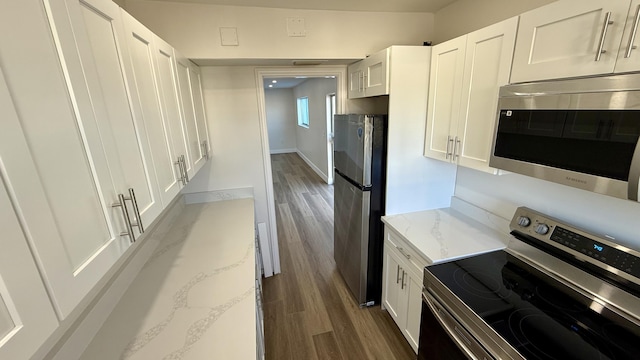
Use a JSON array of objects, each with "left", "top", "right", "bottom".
[{"left": 489, "top": 74, "right": 640, "bottom": 201}]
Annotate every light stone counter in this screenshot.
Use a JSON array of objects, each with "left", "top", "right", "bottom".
[
  {"left": 382, "top": 206, "right": 510, "bottom": 265},
  {"left": 80, "top": 198, "right": 256, "bottom": 360}
]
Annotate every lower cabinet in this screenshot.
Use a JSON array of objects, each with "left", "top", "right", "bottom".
[{"left": 382, "top": 228, "right": 426, "bottom": 353}]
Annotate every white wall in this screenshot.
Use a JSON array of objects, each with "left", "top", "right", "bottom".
[
  {"left": 122, "top": 0, "right": 434, "bottom": 60},
  {"left": 182, "top": 66, "right": 273, "bottom": 260},
  {"left": 265, "top": 88, "right": 297, "bottom": 153},
  {"left": 292, "top": 78, "right": 337, "bottom": 181},
  {"left": 433, "top": 0, "right": 555, "bottom": 43}
]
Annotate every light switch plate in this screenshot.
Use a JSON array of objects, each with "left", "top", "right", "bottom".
[
  {"left": 286, "top": 17, "right": 306, "bottom": 37},
  {"left": 219, "top": 27, "right": 239, "bottom": 46}
]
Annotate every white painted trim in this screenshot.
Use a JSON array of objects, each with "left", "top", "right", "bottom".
[
  {"left": 183, "top": 187, "right": 255, "bottom": 204},
  {"left": 269, "top": 148, "right": 297, "bottom": 154},
  {"left": 297, "top": 150, "right": 329, "bottom": 183},
  {"left": 255, "top": 66, "right": 347, "bottom": 277}
]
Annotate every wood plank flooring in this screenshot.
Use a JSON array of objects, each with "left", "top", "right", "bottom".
[{"left": 263, "top": 153, "right": 415, "bottom": 360}]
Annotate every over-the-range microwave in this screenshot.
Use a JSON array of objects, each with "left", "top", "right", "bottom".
[{"left": 489, "top": 73, "right": 640, "bottom": 201}]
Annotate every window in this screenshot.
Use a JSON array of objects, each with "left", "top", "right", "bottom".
[{"left": 297, "top": 97, "right": 309, "bottom": 128}]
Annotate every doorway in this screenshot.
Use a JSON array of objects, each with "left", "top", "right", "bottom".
[{"left": 255, "top": 67, "right": 346, "bottom": 275}]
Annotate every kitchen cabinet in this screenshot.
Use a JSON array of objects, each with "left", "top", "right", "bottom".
[
  {"left": 425, "top": 17, "right": 518, "bottom": 174},
  {"left": 154, "top": 36, "right": 193, "bottom": 185},
  {"left": 189, "top": 63, "right": 212, "bottom": 161},
  {"left": 0, "top": 68, "right": 59, "bottom": 360},
  {"left": 0, "top": 0, "right": 143, "bottom": 319},
  {"left": 174, "top": 50, "right": 210, "bottom": 175},
  {"left": 511, "top": 0, "right": 633, "bottom": 83},
  {"left": 347, "top": 47, "right": 390, "bottom": 98},
  {"left": 381, "top": 228, "right": 426, "bottom": 353},
  {"left": 120, "top": 11, "right": 183, "bottom": 206},
  {"left": 615, "top": 0, "right": 640, "bottom": 73}
]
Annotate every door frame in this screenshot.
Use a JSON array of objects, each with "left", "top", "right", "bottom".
[{"left": 254, "top": 66, "right": 347, "bottom": 276}]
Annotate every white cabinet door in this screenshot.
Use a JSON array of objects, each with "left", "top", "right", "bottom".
[
  {"left": 348, "top": 63, "right": 365, "bottom": 99},
  {"left": 189, "top": 63, "right": 211, "bottom": 161},
  {"left": 615, "top": 0, "right": 640, "bottom": 73},
  {"left": 174, "top": 50, "right": 205, "bottom": 175},
  {"left": 0, "top": 68, "right": 59, "bottom": 360},
  {"left": 382, "top": 242, "right": 406, "bottom": 327},
  {"left": 121, "top": 11, "right": 181, "bottom": 206},
  {"left": 154, "top": 36, "right": 191, "bottom": 183},
  {"left": 457, "top": 17, "right": 518, "bottom": 174},
  {"left": 1, "top": 0, "right": 133, "bottom": 318},
  {"left": 62, "top": 0, "right": 163, "bottom": 228},
  {"left": 403, "top": 272, "right": 423, "bottom": 353},
  {"left": 363, "top": 49, "right": 389, "bottom": 97},
  {"left": 424, "top": 35, "right": 467, "bottom": 161},
  {"left": 511, "top": 0, "right": 631, "bottom": 83}
]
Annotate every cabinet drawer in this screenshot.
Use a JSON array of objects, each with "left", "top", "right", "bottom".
[{"left": 386, "top": 229, "right": 428, "bottom": 279}]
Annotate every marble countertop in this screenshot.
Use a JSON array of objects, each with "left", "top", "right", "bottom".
[
  {"left": 80, "top": 198, "right": 256, "bottom": 360},
  {"left": 381, "top": 207, "right": 509, "bottom": 265}
]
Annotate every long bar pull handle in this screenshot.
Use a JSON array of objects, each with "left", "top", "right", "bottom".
[
  {"left": 397, "top": 247, "right": 411, "bottom": 260},
  {"left": 445, "top": 135, "right": 453, "bottom": 159},
  {"left": 396, "top": 265, "right": 401, "bottom": 284},
  {"left": 595, "top": 12, "right": 613, "bottom": 61},
  {"left": 625, "top": 5, "right": 640, "bottom": 58},
  {"left": 453, "top": 137, "right": 461, "bottom": 161},
  {"left": 174, "top": 158, "right": 185, "bottom": 185},
  {"left": 127, "top": 188, "right": 144, "bottom": 234},
  {"left": 181, "top": 155, "right": 189, "bottom": 183},
  {"left": 401, "top": 271, "right": 406, "bottom": 290},
  {"left": 205, "top": 140, "right": 209, "bottom": 159},
  {"left": 112, "top": 194, "right": 135, "bottom": 242}
]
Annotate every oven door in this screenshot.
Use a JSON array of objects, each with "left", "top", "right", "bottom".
[{"left": 418, "top": 292, "right": 494, "bottom": 360}]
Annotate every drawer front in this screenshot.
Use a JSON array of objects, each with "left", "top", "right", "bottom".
[{"left": 386, "top": 228, "right": 428, "bottom": 278}]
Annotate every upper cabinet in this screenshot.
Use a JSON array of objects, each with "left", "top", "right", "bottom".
[
  {"left": 615, "top": 0, "right": 640, "bottom": 73},
  {"left": 0, "top": 67, "right": 59, "bottom": 360},
  {"left": 348, "top": 48, "right": 390, "bottom": 98},
  {"left": 425, "top": 17, "right": 518, "bottom": 174},
  {"left": 511, "top": 0, "right": 635, "bottom": 83},
  {"left": 174, "top": 50, "right": 210, "bottom": 175}
]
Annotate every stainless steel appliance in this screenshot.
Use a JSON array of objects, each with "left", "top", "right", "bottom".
[
  {"left": 333, "top": 114, "right": 387, "bottom": 307},
  {"left": 418, "top": 206, "right": 640, "bottom": 359},
  {"left": 489, "top": 73, "right": 640, "bottom": 201}
]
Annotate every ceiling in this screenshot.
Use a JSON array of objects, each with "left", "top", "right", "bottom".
[{"left": 139, "top": 0, "right": 459, "bottom": 13}]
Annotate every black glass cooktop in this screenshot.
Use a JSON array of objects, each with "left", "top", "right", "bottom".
[{"left": 427, "top": 250, "right": 640, "bottom": 360}]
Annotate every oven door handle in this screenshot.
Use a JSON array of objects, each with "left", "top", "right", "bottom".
[{"left": 423, "top": 292, "right": 492, "bottom": 360}]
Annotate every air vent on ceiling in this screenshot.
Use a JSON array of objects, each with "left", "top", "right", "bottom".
[{"left": 292, "top": 60, "right": 328, "bottom": 66}]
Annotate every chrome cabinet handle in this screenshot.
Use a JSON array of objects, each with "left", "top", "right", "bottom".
[
  {"left": 201, "top": 140, "right": 209, "bottom": 160},
  {"left": 396, "top": 265, "right": 401, "bottom": 284},
  {"left": 175, "top": 157, "right": 186, "bottom": 185},
  {"left": 625, "top": 5, "right": 640, "bottom": 58},
  {"left": 112, "top": 194, "right": 135, "bottom": 242},
  {"left": 181, "top": 155, "right": 189, "bottom": 183},
  {"left": 401, "top": 271, "right": 406, "bottom": 290},
  {"left": 595, "top": 12, "right": 614, "bottom": 61},
  {"left": 453, "top": 137, "right": 461, "bottom": 161},
  {"left": 397, "top": 247, "right": 411, "bottom": 260},
  {"left": 445, "top": 135, "right": 453, "bottom": 159},
  {"left": 127, "top": 188, "right": 144, "bottom": 234}
]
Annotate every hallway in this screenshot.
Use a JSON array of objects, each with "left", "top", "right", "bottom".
[{"left": 262, "top": 153, "right": 414, "bottom": 360}]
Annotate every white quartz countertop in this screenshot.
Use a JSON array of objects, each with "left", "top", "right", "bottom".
[
  {"left": 80, "top": 198, "right": 256, "bottom": 360},
  {"left": 382, "top": 207, "right": 509, "bottom": 265}
]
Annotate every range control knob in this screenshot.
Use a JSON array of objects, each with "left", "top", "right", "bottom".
[
  {"left": 535, "top": 224, "right": 550, "bottom": 235},
  {"left": 517, "top": 216, "right": 531, "bottom": 227}
]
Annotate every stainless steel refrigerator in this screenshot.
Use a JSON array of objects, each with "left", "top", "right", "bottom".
[{"left": 333, "top": 114, "right": 387, "bottom": 307}]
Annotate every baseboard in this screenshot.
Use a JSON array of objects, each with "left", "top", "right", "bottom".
[
  {"left": 41, "top": 196, "right": 185, "bottom": 360},
  {"left": 296, "top": 150, "right": 329, "bottom": 183},
  {"left": 183, "top": 187, "right": 255, "bottom": 204},
  {"left": 269, "top": 148, "right": 296, "bottom": 154}
]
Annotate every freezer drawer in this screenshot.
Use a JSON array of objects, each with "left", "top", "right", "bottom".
[{"left": 334, "top": 172, "right": 371, "bottom": 304}]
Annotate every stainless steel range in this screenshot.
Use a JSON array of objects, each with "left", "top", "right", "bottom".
[{"left": 418, "top": 207, "right": 640, "bottom": 359}]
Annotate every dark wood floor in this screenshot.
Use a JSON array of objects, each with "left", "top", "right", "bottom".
[{"left": 263, "top": 153, "right": 415, "bottom": 360}]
